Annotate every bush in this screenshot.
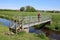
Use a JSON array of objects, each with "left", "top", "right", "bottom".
[
  {"left": 20, "top": 7, "right": 25, "bottom": 11},
  {"left": 20, "top": 6, "right": 36, "bottom": 12}
]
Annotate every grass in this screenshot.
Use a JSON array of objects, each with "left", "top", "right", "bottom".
[
  {"left": 48, "top": 13, "right": 60, "bottom": 31},
  {"left": 0, "top": 11, "right": 39, "bottom": 20},
  {"left": 0, "top": 25, "right": 9, "bottom": 33},
  {"left": 0, "top": 25, "right": 49, "bottom": 40}
]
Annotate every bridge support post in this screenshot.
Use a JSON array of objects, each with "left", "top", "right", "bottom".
[{"left": 23, "top": 27, "right": 29, "bottom": 33}]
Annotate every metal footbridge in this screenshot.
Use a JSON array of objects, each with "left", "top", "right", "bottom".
[{"left": 9, "top": 15, "right": 51, "bottom": 33}]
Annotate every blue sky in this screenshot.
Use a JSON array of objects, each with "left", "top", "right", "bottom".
[{"left": 0, "top": 0, "right": 60, "bottom": 10}]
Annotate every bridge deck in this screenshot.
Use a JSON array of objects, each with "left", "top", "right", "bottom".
[{"left": 23, "top": 19, "right": 51, "bottom": 28}]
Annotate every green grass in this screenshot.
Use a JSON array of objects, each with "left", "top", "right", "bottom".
[
  {"left": 0, "top": 11, "right": 39, "bottom": 20},
  {"left": 0, "top": 25, "right": 9, "bottom": 33},
  {"left": 0, "top": 25, "right": 49, "bottom": 40}
]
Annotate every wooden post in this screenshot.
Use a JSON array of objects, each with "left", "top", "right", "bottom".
[{"left": 19, "top": 17, "right": 24, "bottom": 31}]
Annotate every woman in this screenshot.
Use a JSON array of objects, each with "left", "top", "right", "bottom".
[{"left": 38, "top": 12, "right": 41, "bottom": 22}]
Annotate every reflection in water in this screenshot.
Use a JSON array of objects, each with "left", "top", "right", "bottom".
[
  {"left": 49, "top": 33, "right": 60, "bottom": 40},
  {"left": 29, "top": 27, "right": 60, "bottom": 40},
  {"left": 29, "top": 27, "right": 44, "bottom": 34},
  {"left": 41, "top": 27, "right": 60, "bottom": 40}
]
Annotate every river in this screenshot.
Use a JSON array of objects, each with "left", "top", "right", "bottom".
[{"left": 0, "top": 18, "right": 60, "bottom": 40}]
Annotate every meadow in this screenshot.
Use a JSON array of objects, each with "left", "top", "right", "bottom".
[{"left": 0, "top": 10, "right": 60, "bottom": 40}]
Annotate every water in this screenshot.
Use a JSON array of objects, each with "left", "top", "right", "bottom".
[
  {"left": 49, "top": 33, "right": 60, "bottom": 40},
  {"left": 29, "top": 27, "right": 44, "bottom": 34},
  {"left": 0, "top": 18, "right": 10, "bottom": 26},
  {"left": 0, "top": 18, "right": 60, "bottom": 40},
  {"left": 42, "top": 27, "right": 60, "bottom": 40}
]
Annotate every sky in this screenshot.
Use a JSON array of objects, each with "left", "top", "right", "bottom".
[{"left": 0, "top": 0, "right": 60, "bottom": 10}]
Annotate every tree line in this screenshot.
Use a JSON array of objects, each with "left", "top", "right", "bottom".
[
  {"left": 0, "top": 9, "right": 17, "bottom": 11},
  {"left": 20, "top": 6, "right": 60, "bottom": 13},
  {"left": 0, "top": 6, "right": 60, "bottom": 13}
]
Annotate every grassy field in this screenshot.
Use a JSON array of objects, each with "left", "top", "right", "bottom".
[
  {"left": 0, "top": 11, "right": 38, "bottom": 20},
  {"left": 0, "top": 11, "right": 60, "bottom": 31},
  {"left": 0, "top": 25, "right": 49, "bottom": 40}
]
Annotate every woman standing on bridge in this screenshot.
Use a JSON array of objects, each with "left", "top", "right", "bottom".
[{"left": 38, "top": 12, "right": 41, "bottom": 22}]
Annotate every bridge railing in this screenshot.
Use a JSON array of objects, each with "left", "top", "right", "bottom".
[
  {"left": 9, "top": 15, "right": 51, "bottom": 30},
  {"left": 18, "top": 15, "right": 51, "bottom": 25}
]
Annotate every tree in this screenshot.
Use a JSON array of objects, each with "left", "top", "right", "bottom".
[
  {"left": 20, "top": 7, "right": 25, "bottom": 11},
  {"left": 31, "top": 7, "right": 36, "bottom": 12},
  {"left": 20, "top": 6, "right": 36, "bottom": 12},
  {"left": 25, "top": 6, "right": 31, "bottom": 12},
  {"left": 25, "top": 6, "right": 36, "bottom": 12}
]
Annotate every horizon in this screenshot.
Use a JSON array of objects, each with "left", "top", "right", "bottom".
[
  {"left": 0, "top": 0, "right": 60, "bottom": 11},
  {"left": 0, "top": 8, "right": 60, "bottom": 11}
]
